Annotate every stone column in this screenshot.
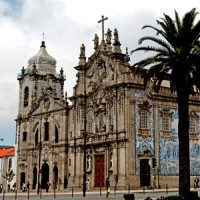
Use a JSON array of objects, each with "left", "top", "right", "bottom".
[{"left": 118, "top": 142, "right": 126, "bottom": 188}]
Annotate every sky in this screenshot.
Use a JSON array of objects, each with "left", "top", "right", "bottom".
[{"left": 0, "top": 0, "right": 199, "bottom": 146}]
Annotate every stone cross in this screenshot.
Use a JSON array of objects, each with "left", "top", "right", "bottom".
[{"left": 98, "top": 15, "right": 108, "bottom": 43}]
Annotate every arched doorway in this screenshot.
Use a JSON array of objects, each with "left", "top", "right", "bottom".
[
  {"left": 41, "top": 163, "right": 49, "bottom": 189},
  {"left": 53, "top": 165, "right": 58, "bottom": 189},
  {"left": 32, "top": 167, "right": 37, "bottom": 189},
  {"left": 20, "top": 172, "right": 26, "bottom": 189},
  {"left": 140, "top": 159, "right": 151, "bottom": 187}
]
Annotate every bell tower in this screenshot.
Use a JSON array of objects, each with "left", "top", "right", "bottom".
[{"left": 17, "top": 41, "right": 65, "bottom": 118}]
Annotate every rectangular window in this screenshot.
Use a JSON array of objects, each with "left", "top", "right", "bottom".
[
  {"left": 189, "top": 116, "right": 196, "bottom": 133},
  {"left": 23, "top": 132, "right": 27, "bottom": 141},
  {"left": 162, "top": 114, "right": 170, "bottom": 131},
  {"left": 140, "top": 109, "right": 148, "bottom": 129},
  {"left": 69, "top": 159, "right": 71, "bottom": 166}
]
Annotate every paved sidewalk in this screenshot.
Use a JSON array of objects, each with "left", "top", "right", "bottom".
[{"left": 0, "top": 188, "right": 185, "bottom": 200}]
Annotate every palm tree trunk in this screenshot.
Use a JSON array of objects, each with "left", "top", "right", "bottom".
[{"left": 176, "top": 76, "right": 190, "bottom": 199}]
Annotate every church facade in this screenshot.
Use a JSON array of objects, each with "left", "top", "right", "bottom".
[{"left": 15, "top": 25, "right": 200, "bottom": 191}]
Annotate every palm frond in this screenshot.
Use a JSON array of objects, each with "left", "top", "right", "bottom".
[{"left": 175, "top": 10, "right": 182, "bottom": 32}]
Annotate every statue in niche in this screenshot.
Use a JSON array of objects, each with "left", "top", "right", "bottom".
[
  {"left": 87, "top": 155, "right": 91, "bottom": 170},
  {"left": 93, "top": 34, "right": 99, "bottom": 50},
  {"left": 106, "top": 28, "right": 112, "bottom": 44},
  {"left": 99, "top": 113, "right": 105, "bottom": 129}
]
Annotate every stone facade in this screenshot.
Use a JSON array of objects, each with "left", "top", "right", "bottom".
[{"left": 16, "top": 27, "right": 200, "bottom": 192}]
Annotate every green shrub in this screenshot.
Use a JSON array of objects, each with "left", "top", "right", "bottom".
[
  {"left": 167, "top": 195, "right": 184, "bottom": 200},
  {"left": 123, "top": 193, "right": 135, "bottom": 200}
]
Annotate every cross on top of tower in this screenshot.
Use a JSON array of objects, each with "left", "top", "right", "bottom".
[
  {"left": 42, "top": 32, "right": 45, "bottom": 41},
  {"left": 98, "top": 15, "right": 108, "bottom": 43}
]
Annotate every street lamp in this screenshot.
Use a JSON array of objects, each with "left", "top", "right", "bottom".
[{"left": 83, "top": 66, "right": 87, "bottom": 197}]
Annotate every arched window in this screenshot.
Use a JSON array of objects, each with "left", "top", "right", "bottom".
[
  {"left": 24, "top": 87, "right": 29, "bottom": 107},
  {"left": 55, "top": 126, "right": 59, "bottom": 143},
  {"left": 44, "top": 122, "right": 49, "bottom": 141},
  {"left": 35, "top": 129, "right": 38, "bottom": 146},
  {"left": 23, "top": 132, "right": 27, "bottom": 141}
]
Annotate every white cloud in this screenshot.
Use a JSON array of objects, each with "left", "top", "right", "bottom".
[{"left": 0, "top": 0, "right": 199, "bottom": 145}]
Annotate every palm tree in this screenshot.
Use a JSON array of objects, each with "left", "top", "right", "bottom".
[{"left": 131, "top": 8, "right": 200, "bottom": 199}]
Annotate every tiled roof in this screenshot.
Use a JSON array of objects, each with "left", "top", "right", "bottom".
[{"left": 0, "top": 148, "right": 15, "bottom": 158}]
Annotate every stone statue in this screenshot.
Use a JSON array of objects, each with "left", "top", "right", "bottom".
[
  {"left": 93, "top": 34, "right": 99, "bottom": 50},
  {"left": 106, "top": 28, "right": 112, "bottom": 44},
  {"left": 114, "top": 28, "right": 119, "bottom": 44},
  {"left": 87, "top": 155, "right": 91, "bottom": 170},
  {"left": 80, "top": 44, "right": 85, "bottom": 57}
]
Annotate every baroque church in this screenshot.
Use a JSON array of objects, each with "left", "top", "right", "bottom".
[{"left": 15, "top": 18, "right": 200, "bottom": 191}]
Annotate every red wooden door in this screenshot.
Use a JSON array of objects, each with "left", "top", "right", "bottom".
[{"left": 95, "top": 155, "right": 104, "bottom": 187}]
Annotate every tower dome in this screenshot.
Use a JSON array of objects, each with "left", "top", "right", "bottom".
[{"left": 28, "top": 41, "right": 57, "bottom": 66}]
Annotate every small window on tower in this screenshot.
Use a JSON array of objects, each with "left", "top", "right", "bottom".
[
  {"left": 23, "top": 132, "right": 27, "bottom": 141},
  {"left": 44, "top": 122, "right": 49, "bottom": 141},
  {"left": 24, "top": 87, "right": 29, "bottom": 107},
  {"left": 55, "top": 126, "right": 59, "bottom": 143},
  {"left": 8, "top": 158, "right": 12, "bottom": 169},
  {"left": 35, "top": 129, "right": 38, "bottom": 146}
]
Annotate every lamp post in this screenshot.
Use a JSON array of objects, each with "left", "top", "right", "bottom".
[
  {"left": 83, "top": 65, "right": 87, "bottom": 197},
  {"left": 152, "top": 92, "right": 156, "bottom": 189},
  {"left": 37, "top": 116, "right": 42, "bottom": 196}
]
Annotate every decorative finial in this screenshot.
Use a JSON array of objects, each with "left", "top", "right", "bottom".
[
  {"left": 80, "top": 44, "right": 85, "bottom": 57},
  {"left": 93, "top": 34, "right": 99, "bottom": 50},
  {"left": 40, "top": 32, "right": 46, "bottom": 47},
  {"left": 60, "top": 67, "right": 64, "bottom": 75},
  {"left": 65, "top": 91, "right": 68, "bottom": 101},
  {"left": 32, "top": 62, "right": 37, "bottom": 74},
  {"left": 40, "top": 41, "right": 46, "bottom": 48},
  {"left": 125, "top": 47, "right": 130, "bottom": 62},
  {"left": 113, "top": 29, "right": 121, "bottom": 53},
  {"left": 21, "top": 66, "right": 25, "bottom": 75},
  {"left": 78, "top": 44, "right": 86, "bottom": 66}
]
